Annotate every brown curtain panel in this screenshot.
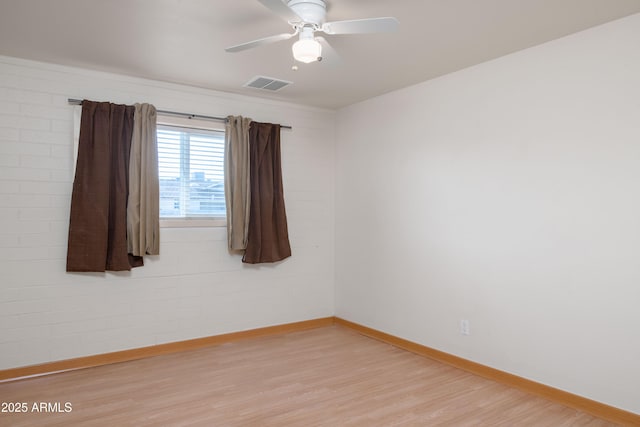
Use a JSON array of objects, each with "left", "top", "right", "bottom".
[
  {"left": 243, "top": 122, "right": 292, "bottom": 264},
  {"left": 66, "top": 101, "right": 142, "bottom": 272}
]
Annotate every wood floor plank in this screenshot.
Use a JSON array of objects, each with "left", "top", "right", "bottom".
[{"left": 0, "top": 326, "right": 618, "bottom": 426}]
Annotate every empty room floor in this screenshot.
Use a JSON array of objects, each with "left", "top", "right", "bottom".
[{"left": 0, "top": 325, "right": 615, "bottom": 426}]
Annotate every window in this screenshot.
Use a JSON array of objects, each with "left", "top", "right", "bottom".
[{"left": 157, "top": 117, "right": 226, "bottom": 227}]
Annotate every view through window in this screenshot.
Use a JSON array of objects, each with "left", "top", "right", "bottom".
[{"left": 157, "top": 124, "right": 225, "bottom": 219}]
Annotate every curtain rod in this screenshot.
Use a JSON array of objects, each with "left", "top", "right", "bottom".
[{"left": 67, "top": 99, "right": 292, "bottom": 130}]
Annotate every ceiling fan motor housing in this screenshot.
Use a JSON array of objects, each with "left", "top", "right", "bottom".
[{"left": 287, "top": 0, "right": 326, "bottom": 25}]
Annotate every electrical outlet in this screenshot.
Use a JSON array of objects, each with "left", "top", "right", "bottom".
[{"left": 460, "top": 319, "right": 470, "bottom": 336}]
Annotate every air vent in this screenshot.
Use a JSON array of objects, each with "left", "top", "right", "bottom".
[{"left": 244, "top": 76, "right": 292, "bottom": 92}]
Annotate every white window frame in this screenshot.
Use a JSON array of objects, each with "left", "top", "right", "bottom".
[{"left": 157, "top": 114, "right": 227, "bottom": 228}]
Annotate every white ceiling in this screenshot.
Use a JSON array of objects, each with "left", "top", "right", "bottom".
[{"left": 1, "top": 0, "right": 639, "bottom": 109}]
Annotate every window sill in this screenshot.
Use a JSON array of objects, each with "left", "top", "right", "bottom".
[{"left": 160, "top": 218, "right": 227, "bottom": 228}]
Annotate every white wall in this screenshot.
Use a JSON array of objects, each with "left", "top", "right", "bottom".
[
  {"left": 335, "top": 13, "right": 640, "bottom": 414},
  {"left": 0, "top": 56, "right": 335, "bottom": 370}
]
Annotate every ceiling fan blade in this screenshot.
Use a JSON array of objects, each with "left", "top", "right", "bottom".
[
  {"left": 257, "top": 0, "right": 302, "bottom": 22},
  {"left": 225, "top": 33, "right": 295, "bottom": 53},
  {"left": 316, "top": 37, "right": 341, "bottom": 66},
  {"left": 321, "top": 17, "right": 399, "bottom": 35}
]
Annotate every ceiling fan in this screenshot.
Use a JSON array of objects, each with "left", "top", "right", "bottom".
[{"left": 225, "top": 0, "right": 399, "bottom": 64}]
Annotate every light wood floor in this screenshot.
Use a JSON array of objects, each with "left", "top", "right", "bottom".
[{"left": 0, "top": 326, "right": 617, "bottom": 426}]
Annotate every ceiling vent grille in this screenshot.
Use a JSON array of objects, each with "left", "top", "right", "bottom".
[{"left": 244, "top": 76, "right": 292, "bottom": 91}]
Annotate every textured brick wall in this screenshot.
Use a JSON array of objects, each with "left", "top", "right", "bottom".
[{"left": 0, "top": 56, "right": 336, "bottom": 369}]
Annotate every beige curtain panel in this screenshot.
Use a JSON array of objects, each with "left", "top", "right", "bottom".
[
  {"left": 127, "top": 103, "right": 160, "bottom": 257},
  {"left": 225, "top": 115, "right": 252, "bottom": 251}
]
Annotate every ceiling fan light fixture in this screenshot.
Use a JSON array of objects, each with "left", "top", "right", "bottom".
[
  {"left": 292, "top": 38, "right": 322, "bottom": 63},
  {"left": 226, "top": 0, "right": 399, "bottom": 66}
]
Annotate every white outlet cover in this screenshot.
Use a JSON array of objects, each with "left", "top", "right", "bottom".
[{"left": 460, "top": 319, "right": 470, "bottom": 335}]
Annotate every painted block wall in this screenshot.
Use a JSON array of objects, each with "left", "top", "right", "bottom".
[
  {"left": 0, "top": 56, "right": 335, "bottom": 370},
  {"left": 335, "top": 14, "right": 640, "bottom": 413}
]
